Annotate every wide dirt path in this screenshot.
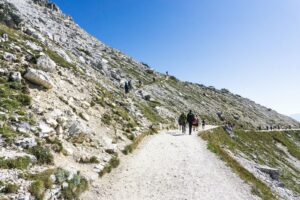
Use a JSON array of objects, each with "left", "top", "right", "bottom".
[{"left": 82, "top": 126, "right": 259, "bottom": 200}]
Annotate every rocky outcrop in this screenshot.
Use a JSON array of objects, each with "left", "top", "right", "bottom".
[
  {"left": 256, "top": 166, "right": 279, "bottom": 181},
  {"left": 23, "top": 68, "right": 53, "bottom": 89},
  {"left": 0, "top": 1, "right": 22, "bottom": 28},
  {"left": 36, "top": 55, "right": 56, "bottom": 72}
]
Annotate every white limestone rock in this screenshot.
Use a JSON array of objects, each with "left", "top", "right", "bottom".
[{"left": 24, "top": 68, "right": 53, "bottom": 89}]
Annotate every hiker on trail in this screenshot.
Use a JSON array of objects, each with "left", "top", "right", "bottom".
[
  {"left": 202, "top": 119, "right": 206, "bottom": 129},
  {"left": 128, "top": 80, "right": 132, "bottom": 91},
  {"left": 125, "top": 81, "right": 129, "bottom": 94},
  {"left": 266, "top": 126, "right": 269, "bottom": 131},
  {"left": 178, "top": 113, "right": 187, "bottom": 134},
  {"left": 166, "top": 71, "right": 169, "bottom": 76},
  {"left": 187, "top": 110, "right": 195, "bottom": 135},
  {"left": 192, "top": 115, "right": 199, "bottom": 131}
]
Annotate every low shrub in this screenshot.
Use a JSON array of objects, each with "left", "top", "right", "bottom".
[
  {"left": 29, "top": 145, "right": 54, "bottom": 165},
  {"left": 99, "top": 155, "right": 120, "bottom": 177},
  {"left": 0, "top": 156, "right": 31, "bottom": 170},
  {"left": 2, "top": 183, "right": 19, "bottom": 193},
  {"left": 61, "top": 173, "right": 88, "bottom": 200},
  {"left": 29, "top": 180, "right": 45, "bottom": 200}
]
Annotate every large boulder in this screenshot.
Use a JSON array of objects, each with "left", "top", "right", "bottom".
[
  {"left": 24, "top": 68, "right": 53, "bottom": 89},
  {"left": 37, "top": 55, "right": 56, "bottom": 72},
  {"left": 3, "top": 52, "right": 16, "bottom": 61},
  {"left": 67, "top": 120, "right": 89, "bottom": 136},
  {"left": 9, "top": 71, "right": 21, "bottom": 82}
]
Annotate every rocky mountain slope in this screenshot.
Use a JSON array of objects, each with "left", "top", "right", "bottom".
[{"left": 0, "top": 0, "right": 299, "bottom": 199}]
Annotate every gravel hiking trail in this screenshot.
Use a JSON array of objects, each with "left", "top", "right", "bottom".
[{"left": 82, "top": 126, "right": 259, "bottom": 200}]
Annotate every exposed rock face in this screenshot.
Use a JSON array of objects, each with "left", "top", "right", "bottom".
[
  {"left": 9, "top": 71, "right": 21, "bottom": 81},
  {"left": 3, "top": 52, "right": 16, "bottom": 61},
  {"left": 256, "top": 166, "right": 279, "bottom": 181},
  {"left": 23, "top": 68, "right": 53, "bottom": 89},
  {"left": 0, "top": 1, "right": 22, "bottom": 28},
  {"left": 36, "top": 55, "right": 56, "bottom": 72},
  {"left": 0, "top": 0, "right": 299, "bottom": 199}
]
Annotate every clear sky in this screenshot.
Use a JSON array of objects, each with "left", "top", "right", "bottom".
[{"left": 51, "top": 0, "right": 300, "bottom": 116}]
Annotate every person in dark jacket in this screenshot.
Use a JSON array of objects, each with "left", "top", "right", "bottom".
[
  {"left": 125, "top": 81, "right": 129, "bottom": 94},
  {"left": 202, "top": 119, "right": 206, "bottom": 129},
  {"left": 178, "top": 113, "right": 187, "bottom": 134},
  {"left": 187, "top": 110, "right": 195, "bottom": 135}
]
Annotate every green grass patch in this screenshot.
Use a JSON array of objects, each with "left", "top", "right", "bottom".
[
  {"left": 0, "top": 156, "right": 31, "bottom": 170},
  {"left": 46, "top": 49, "right": 76, "bottom": 71},
  {"left": 136, "top": 102, "right": 163, "bottom": 124},
  {"left": 99, "top": 155, "right": 120, "bottom": 177},
  {"left": 200, "top": 128, "right": 300, "bottom": 199},
  {"left": 0, "top": 182, "right": 19, "bottom": 194}
]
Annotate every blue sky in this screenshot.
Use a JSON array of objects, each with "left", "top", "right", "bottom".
[{"left": 52, "top": 0, "right": 300, "bottom": 115}]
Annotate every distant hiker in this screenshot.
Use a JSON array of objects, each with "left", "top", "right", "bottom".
[
  {"left": 138, "top": 80, "right": 142, "bottom": 88},
  {"left": 178, "top": 113, "right": 187, "bottom": 134},
  {"left": 270, "top": 126, "right": 273, "bottom": 131},
  {"left": 266, "top": 126, "right": 269, "bottom": 131},
  {"left": 125, "top": 81, "right": 129, "bottom": 94},
  {"left": 153, "top": 77, "right": 156, "bottom": 83},
  {"left": 166, "top": 71, "right": 169, "bottom": 76},
  {"left": 192, "top": 115, "right": 199, "bottom": 131},
  {"left": 128, "top": 80, "right": 132, "bottom": 90},
  {"left": 202, "top": 119, "right": 206, "bottom": 129},
  {"left": 187, "top": 110, "right": 195, "bottom": 135},
  {"left": 289, "top": 125, "right": 292, "bottom": 129}
]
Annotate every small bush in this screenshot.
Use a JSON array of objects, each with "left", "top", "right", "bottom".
[
  {"left": 89, "top": 156, "right": 99, "bottom": 163},
  {"left": 16, "top": 94, "right": 32, "bottom": 106},
  {"left": 46, "top": 137, "right": 64, "bottom": 153},
  {"left": 79, "top": 156, "right": 99, "bottom": 164},
  {"left": 55, "top": 168, "right": 69, "bottom": 184},
  {"left": 29, "top": 180, "right": 45, "bottom": 200},
  {"left": 126, "top": 134, "right": 135, "bottom": 141},
  {"left": 61, "top": 174, "right": 88, "bottom": 200},
  {"left": 2, "top": 183, "right": 19, "bottom": 193},
  {"left": 102, "top": 113, "right": 112, "bottom": 125},
  {"left": 99, "top": 155, "right": 120, "bottom": 177},
  {"left": 25, "top": 169, "right": 54, "bottom": 189},
  {"left": 29, "top": 145, "right": 54, "bottom": 165},
  {"left": 0, "top": 126, "right": 17, "bottom": 142}
]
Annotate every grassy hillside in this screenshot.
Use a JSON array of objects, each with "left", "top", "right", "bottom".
[{"left": 200, "top": 128, "right": 300, "bottom": 199}]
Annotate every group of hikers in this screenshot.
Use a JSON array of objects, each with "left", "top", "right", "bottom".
[{"left": 178, "top": 110, "right": 206, "bottom": 135}]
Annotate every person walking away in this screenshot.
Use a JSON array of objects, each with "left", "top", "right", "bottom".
[
  {"left": 202, "top": 119, "right": 206, "bottom": 129},
  {"left": 178, "top": 113, "right": 187, "bottom": 134},
  {"left": 192, "top": 115, "right": 198, "bottom": 131},
  {"left": 125, "top": 81, "right": 129, "bottom": 94},
  {"left": 187, "top": 110, "right": 195, "bottom": 135},
  {"left": 128, "top": 80, "right": 132, "bottom": 91}
]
